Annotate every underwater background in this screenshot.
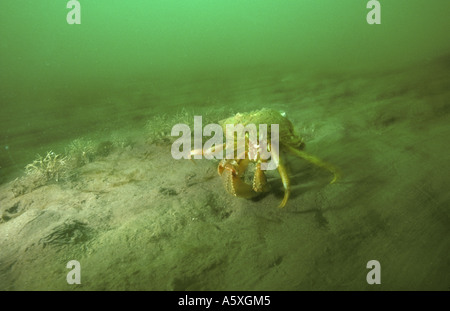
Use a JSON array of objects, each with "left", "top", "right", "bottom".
[{"left": 0, "top": 0, "right": 449, "bottom": 290}]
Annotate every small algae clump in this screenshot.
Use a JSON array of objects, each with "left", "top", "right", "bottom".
[
  {"left": 66, "top": 138, "right": 96, "bottom": 167},
  {"left": 12, "top": 151, "right": 71, "bottom": 196},
  {"left": 10, "top": 133, "right": 136, "bottom": 197},
  {"left": 109, "top": 131, "right": 134, "bottom": 149},
  {"left": 24, "top": 151, "right": 70, "bottom": 182},
  {"left": 145, "top": 107, "right": 235, "bottom": 145},
  {"left": 145, "top": 109, "right": 194, "bottom": 145},
  {"left": 96, "top": 141, "right": 115, "bottom": 157}
]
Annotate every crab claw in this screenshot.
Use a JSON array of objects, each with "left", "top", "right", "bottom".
[
  {"left": 252, "top": 162, "right": 270, "bottom": 193},
  {"left": 218, "top": 159, "right": 258, "bottom": 199}
]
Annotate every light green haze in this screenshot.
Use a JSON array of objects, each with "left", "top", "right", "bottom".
[{"left": 0, "top": 1, "right": 449, "bottom": 291}]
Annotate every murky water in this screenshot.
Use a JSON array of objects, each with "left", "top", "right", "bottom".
[{"left": 0, "top": 1, "right": 449, "bottom": 290}]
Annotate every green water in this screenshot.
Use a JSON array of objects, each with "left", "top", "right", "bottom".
[
  {"left": 0, "top": 1, "right": 449, "bottom": 291},
  {"left": 1, "top": 0, "right": 450, "bottom": 179}
]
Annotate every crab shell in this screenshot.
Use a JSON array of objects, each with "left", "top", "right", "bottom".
[
  {"left": 216, "top": 108, "right": 339, "bottom": 208},
  {"left": 219, "top": 108, "right": 304, "bottom": 150}
]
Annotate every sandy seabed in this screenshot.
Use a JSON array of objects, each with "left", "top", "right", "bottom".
[{"left": 0, "top": 58, "right": 449, "bottom": 290}]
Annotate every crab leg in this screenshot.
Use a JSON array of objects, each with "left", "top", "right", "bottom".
[
  {"left": 190, "top": 143, "right": 226, "bottom": 160},
  {"left": 277, "top": 163, "right": 290, "bottom": 208},
  {"left": 271, "top": 146, "right": 290, "bottom": 208},
  {"left": 282, "top": 143, "right": 340, "bottom": 184}
]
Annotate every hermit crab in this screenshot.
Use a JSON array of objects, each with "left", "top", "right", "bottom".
[{"left": 190, "top": 108, "right": 339, "bottom": 208}]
